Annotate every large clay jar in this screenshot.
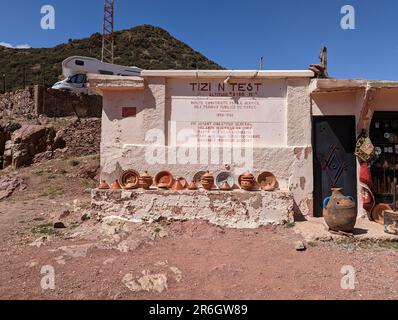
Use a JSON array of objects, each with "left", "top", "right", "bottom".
[
  {"left": 239, "top": 172, "right": 256, "bottom": 191},
  {"left": 201, "top": 171, "right": 215, "bottom": 190},
  {"left": 323, "top": 188, "right": 357, "bottom": 232},
  {"left": 139, "top": 171, "right": 153, "bottom": 190}
]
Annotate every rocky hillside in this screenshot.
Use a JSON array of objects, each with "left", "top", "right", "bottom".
[{"left": 0, "top": 25, "right": 223, "bottom": 92}]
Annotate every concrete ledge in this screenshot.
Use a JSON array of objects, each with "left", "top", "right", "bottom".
[
  {"left": 294, "top": 217, "right": 398, "bottom": 242},
  {"left": 87, "top": 74, "right": 145, "bottom": 95},
  {"left": 91, "top": 189, "right": 295, "bottom": 229}
]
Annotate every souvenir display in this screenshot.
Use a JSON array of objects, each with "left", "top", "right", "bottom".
[
  {"left": 257, "top": 172, "right": 277, "bottom": 191},
  {"left": 119, "top": 169, "right": 140, "bottom": 189},
  {"left": 111, "top": 179, "right": 122, "bottom": 190},
  {"left": 172, "top": 178, "right": 186, "bottom": 191},
  {"left": 139, "top": 171, "right": 153, "bottom": 190},
  {"left": 239, "top": 172, "right": 256, "bottom": 191},
  {"left": 193, "top": 171, "right": 206, "bottom": 188},
  {"left": 216, "top": 172, "right": 235, "bottom": 189},
  {"left": 201, "top": 171, "right": 215, "bottom": 190},
  {"left": 188, "top": 181, "right": 198, "bottom": 191},
  {"left": 155, "top": 171, "right": 174, "bottom": 188},
  {"left": 220, "top": 181, "right": 233, "bottom": 191},
  {"left": 99, "top": 180, "right": 110, "bottom": 190},
  {"left": 323, "top": 188, "right": 357, "bottom": 233}
]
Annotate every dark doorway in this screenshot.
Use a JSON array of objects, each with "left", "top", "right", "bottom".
[
  {"left": 313, "top": 116, "right": 357, "bottom": 217},
  {"left": 369, "top": 112, "right": 398, "bottom": 205}
]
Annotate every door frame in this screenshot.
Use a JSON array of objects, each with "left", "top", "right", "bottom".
[{"left": 312, "top": 115, "right": 358, "bottom": 217}]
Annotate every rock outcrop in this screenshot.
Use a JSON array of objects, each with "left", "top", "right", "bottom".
[
  {"left": 0, "top": 175, "right": 27, "bottom": 201},
  {"left": 0, "top": 124, "right": 66, "bottom": 169},
  {"left": 11, "top": 125, "right": 56, "bottom": 168}
]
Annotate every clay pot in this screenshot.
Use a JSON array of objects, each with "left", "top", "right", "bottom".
[
  {"left": 220, "top": 181, "right": 232, "bottom": 191},
  {"left": 158, "top": 182, "right": 170, "bottom": 190},
  {"left": 201, "top": 171, "right": 215, "bottom": 190},
  {"left": 111, "top": 180, "right": 122, "bottom": 190},
  {"left": 257, "top": 172, "right": 277, "bottom": 191},
  {"left": 155, "top": 171, "right": 174, "bottom": 188},
  {"left": 173, "top": 178, "right": 186, "bottom": 191},
  {"left": 384, "top": 210, "right": 398, "bottom": 235},
  {"left": 239, "top": 172, "right": 256, "bottom": 191},
  {"left": 119, "top": 170, "right": 140, "bottom": 189},
  {"left": 99, "top": 180, "right": 110, "bottom": 190},
  {"left": 323, "top": 188, "right": 357, "bottom": 233},
  {"left": 371, "top": 203, "right": 391, "bottom": 225},
  {"left": 193, "top": 171, "right": 206, "bottom": 188},
  {"left": 139, "top": 171, "right": 153, "bottom": 190},
  {"left": 188, "top": 181, "right": 198, "bottom": 191},
  {"left": 216, "top": 172, "right": 235, "bottom": 189}
]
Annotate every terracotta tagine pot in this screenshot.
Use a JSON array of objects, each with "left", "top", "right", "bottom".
[
  {"left": 188, "top": 181, "right": 198, "bottom": 191},
  {"left": 239, "top": 172, "right": 256, "bottom": 191},
  {"left": 139, "top": 171, "right": 153, "bottom": 190},
  {"left": 384, "top": 210, "right": 398, "bottom": 235},
  {"left": 99, "top": 180, "right": 110, "bottom": 190},
  {"left": 220, "top": 181, "right": 232, "bottom": 191},
  {"left": 119, "top": 169, "right": 140, "bottom": 189},
  {"left": 155, "top": 171, "right": 174, "bottom": 188},
  {"left": 111, "top": 179, "right": 122, "bottom": 190},
  {"left": 257, "top": 172, "right": 277, "bottom": 191},
  {"left": 201, "top": 171, "right": 215, "bottom": 190},
  {"left": 157, "top": 182, "right": 170, "bottom": 190},
  {"left": 323, "top": 188, "right": 357, "bottom": 233},
  {"left": 173, "top": 178, "right": 186, "bottom": 191}
]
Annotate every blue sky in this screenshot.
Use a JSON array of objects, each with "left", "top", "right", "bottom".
[{"left": 1, "top": 0, "right": 398, "bottom": 80}]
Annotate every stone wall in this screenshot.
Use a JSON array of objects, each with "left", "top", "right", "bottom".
[
  {"left": 0, "top": 86, "right": 102, "bottom": 118},
  {"left": 92, "top": 189, "right": 295, "bottom": 228},
  {"left": 0, "top": 87, "right": 35, "bottom": 116}
]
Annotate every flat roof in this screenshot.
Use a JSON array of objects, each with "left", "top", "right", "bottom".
[
  {"left": 310, "top": 78, "right": 398, "bottom": 93},
  {"left": 140, "top": 70, "right": 315, "bottom": 79}
]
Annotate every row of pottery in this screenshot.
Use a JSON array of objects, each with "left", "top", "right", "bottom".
[{"left": 99, "top": 170, "right": 278, "bottom": 192}]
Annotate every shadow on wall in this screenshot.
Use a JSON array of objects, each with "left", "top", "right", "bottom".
[
  {"left": 103, "top": 89, "right": 156, "bottom": 122},
  {"left": 0, "top": 85, "right": 102, "bottom": 118},
  {"left": 39, "top": 88, "right": 102, "bottom": 118}
]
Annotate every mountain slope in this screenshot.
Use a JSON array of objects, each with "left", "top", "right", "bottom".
[{"left": 0, "top": 25, "right": 223, "bottom": 92}]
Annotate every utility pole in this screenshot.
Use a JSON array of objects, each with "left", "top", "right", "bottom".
[
  {"left": 22, "top": 66, "right": 26, "bottom": 89},
  {"left": 259, "top": 56, "right": 264, "bottom": 70},
  {"left": 2, "top": 74, "right": 5, "bottom": 93},
  {"left": 102, "top": 0, "right": 115, "bottom": 63}
]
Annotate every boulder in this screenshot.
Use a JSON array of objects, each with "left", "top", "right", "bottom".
[
  {"left": 11, "top": 125, "right": 56, "bottom": 168},
  {"left": 0, "top": 176, "right": 27, "bottom": 201},
  {"left": 2, "top": 141, "right": 13, "bottom": 169},
  {"left": 53, "top": 131, "right": 66, "bottom": 150},
  {"left": 0, "top": 126, "right": 6, "bottom": 155}
]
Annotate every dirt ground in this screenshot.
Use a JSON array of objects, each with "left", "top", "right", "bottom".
[{"left": 0, "top": 156, "right": 397, "bottom": 300}]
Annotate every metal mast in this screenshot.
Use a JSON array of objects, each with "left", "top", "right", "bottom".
[{"left": 102, "top": 0, "right": 114, "bottom": 63}]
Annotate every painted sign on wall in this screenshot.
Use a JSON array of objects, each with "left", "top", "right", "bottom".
[{"left": 169, "top": 79, "right": 287, "bottom": 147}]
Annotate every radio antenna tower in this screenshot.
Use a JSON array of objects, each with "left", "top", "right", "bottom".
[{"left": 102, "top": 0, "right": 114, "bottom": 63}]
